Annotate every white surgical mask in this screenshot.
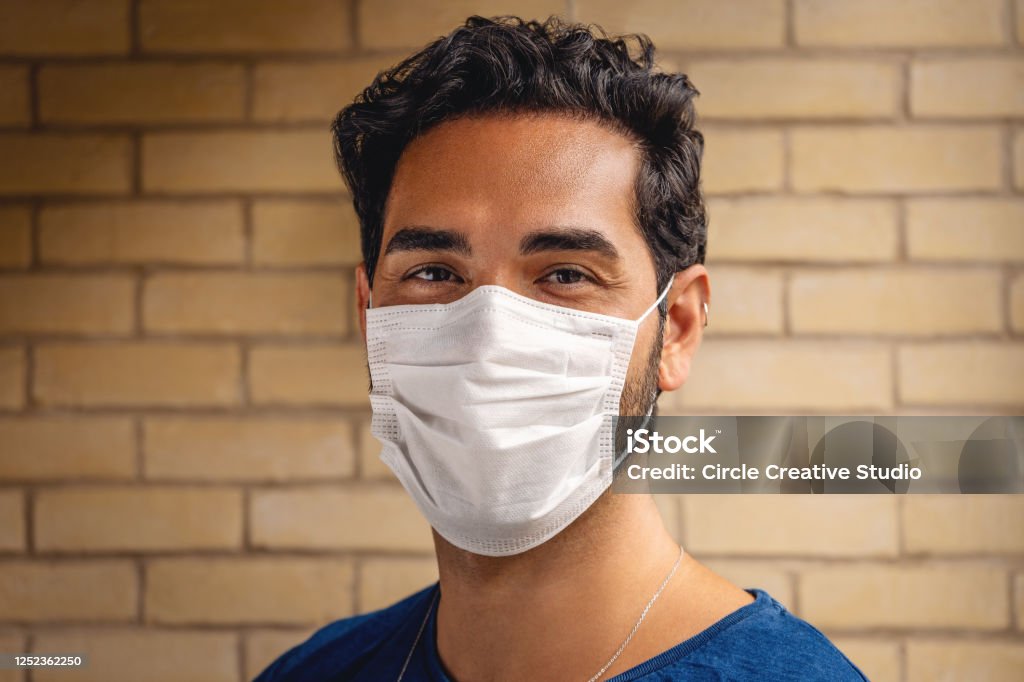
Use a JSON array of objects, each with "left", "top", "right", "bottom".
[{"left": 366, "top": 283, "right": 670, "bottom": 556}]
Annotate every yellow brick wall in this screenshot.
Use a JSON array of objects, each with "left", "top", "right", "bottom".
[{"left": 0, "top": 1, "right": 1021, "bottom": 680}]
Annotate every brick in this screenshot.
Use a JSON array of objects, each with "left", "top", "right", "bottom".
[
  {"left": 249, "top": 345, "right": 368, "bottom": 406},
  {"left": 250, "top": 486, "right": 433, "bottom": 551},
  {"left": 0, "top": 634, "right": 25, "bottom": 682},
  {"left": 791, "top": 127, "right": 1002, "bottom": 193},
  {"left": 34, "top": 343, "right": 241, "bottom": 407},
  {"left": 1020, "top": 0, "right": 1024, "bottom": 43},
  {"left": 253, "top": 57, "right": 398, "bottom": 122},
  {"left": 146, "top": 558, "right": 353, "bottom": 625},
  {"left": 907, "top": 640, "right": 1024, "bottom": 682},
  {"left": 789, "top": 269, "right": 1002, "bottom": 336},
  {"left": 0, "top": 417, "right": 134, "bottom": 481},
  {"left": 912, "top": 58, "right": 1024, "bottom": 119},
  {"left": 689, "top": 59, "right": 899, "bottom": 120},
  {"left": 0, "top": 491, "right": 24, "bottom": 551},
  {"left": 702, "top": 128, "right": 784, "bottom": 194},
  {"left": 359, "top": 420, "right": 396, "bottom": 480},
  {"left": 360, "top": 0, "right": 566, "bottom": 49},
  {"left": 35, "top": 487, "right": 242, "bottom": 553},
  {"left": 359, "top": 557, "right": 437, "bottom": 612},
  {"left": 39, "top": 201, "right": 245, "bottom": 265},
  {"left": 139, "top": 0, "right": 350, "bottom": 53},
  {"left": 700, "top": 560, "right": 793, "bottom": 606},
  {"left": 0, "top": 560, "right": 136, "bottom": 621},
  {"left": 33, "top": 630, "right": 238, "bottom": 682},
  {"left": 702, "top": 267, "right": 783, "bottom": 334},
  {"left": 1017, "top": 573, "right": 1024, "bottom": 630},
  {"left": 0, "top": 0, "right": 129, "bottom": 55},
  {"left": 0, "top": 206, "right": 31, "bottom": 268},
  {"left": 899, "top": 343, "right": 1024, "bottom": 407},
  {"left": 706, "top": 198, "right": 898, "bottom": 263},
  {"left": 1012, "top": 274, "right": 1024, "bottom": 332},
  {"left": 0, "top": 66, "right": 29, "bottom": 126},
  {"left": 0, "top": 275, "right": 134, "bottom": 334},
  {"left": 576, "top": 0, "right": 784, "bottom": 50},
  {"left": 662, "top": 341, "right": 891, "bottom": 411},
  {"left": 904, "top": 496, "right": 1024, "bottom": 555},
  {"left": 246, "top": 630, "right": 313, "bottom": 680},
  {"left": 684, "top": 496, "right": 898, "bottom": 557},
  {"left": 0, "top": 134, "right": 132, "bottom": 195},
  {"left": 794, "top": 0, "right": 1004, "bottom": 47},
  {"left": 144, "top": 416, "right": 355, "bottom": 481},
  {"left": 144, "top": 273, "right": 347, "bottom": 336},
  {"left": 39, "top": 63, "right": 244, "bottom": 126},
  {"left": 907, "top": 199, "right": 1024, "bottom": 262},
  {"left": 252, "top": 200, "right": 362, "bottom": 266},
  {"left": 830, "top": 639, "right": 899, "bottom": 682},
  {"left": 799, "top": 564, "right": 1008, "bottom": 629},
  {"left": 1015, "top": 133, "right": 1024, "bottom": 190},
  {"left": 0, "top": 347, "right": 24, "bottom": 409},
  {"left": 142, "top": 131, "right": 339, "bottom": 193}
]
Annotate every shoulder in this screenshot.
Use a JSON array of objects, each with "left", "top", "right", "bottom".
[
  {"left": 253, "top": 583, "right": 437, "bottom": 682},
  {"left": 672, "top": 590, "right": 868, "bottom": 682}
]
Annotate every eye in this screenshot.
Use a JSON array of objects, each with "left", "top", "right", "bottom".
[
  {"left": 541, "top": 267, "right": 590, "bottom": 286},
  {"left": 406, "top": 265, "right": 463, "bottom": 283}
]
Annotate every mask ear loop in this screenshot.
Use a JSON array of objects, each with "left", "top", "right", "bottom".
[
  {"left": 612, "top": 283, "right": 712, "bottom": 471},
  {"left": 637, "top": 281, "right": 674, "bottom": 322},
  {"left": 610, "top": 283, "right": 673, "bottom": 472}
]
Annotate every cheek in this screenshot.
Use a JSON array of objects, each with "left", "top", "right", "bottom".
[{"left": 624, "top": 316, "right": 663, "bottom": 383}]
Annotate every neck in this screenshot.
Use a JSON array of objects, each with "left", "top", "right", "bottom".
[{"left": 433, "top": 491, "right": 684, "bottom": 682}]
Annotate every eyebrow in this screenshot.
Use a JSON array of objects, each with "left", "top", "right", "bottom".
[
  {"left": 519, "top": 227, "right": 620, "bottom": 260},
  {"left": 384, "top": 227, "right": 472, "bottom": 256},
  {"left": 382, "top": 225, "right": 620, "bottom": 260}
]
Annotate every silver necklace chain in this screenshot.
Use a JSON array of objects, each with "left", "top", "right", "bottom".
[
  {"left": 396, "top": 544, "right": 685, "bottom": 682},
  {"left": 584, "top": 544, "right": 685, "bottom": 682},
  {"left": 397, "top": 589, "right": 439, "bottom": 682}
]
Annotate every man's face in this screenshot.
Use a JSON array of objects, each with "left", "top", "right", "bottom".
[{"left": 365, "top": 112, "right": 665, "bottom": 413}]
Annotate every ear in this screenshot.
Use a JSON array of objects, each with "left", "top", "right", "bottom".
[
  {"left": 658, "top": 264, "right": 710, "bottom": 393},
  {"left": 355, "top": 263, "right": 371, "bottom": 343}
]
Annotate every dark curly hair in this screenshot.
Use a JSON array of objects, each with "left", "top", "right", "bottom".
[{"left": 331, "top": 15, "right": 706, "bottom": 295}]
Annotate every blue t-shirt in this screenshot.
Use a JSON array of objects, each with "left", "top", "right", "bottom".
[{"left": 255, "top": 583, "right": 867, "bottom": 681}]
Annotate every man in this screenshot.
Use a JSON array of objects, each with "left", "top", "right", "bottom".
[{"left": 256, "top": 16, "right": 866, "bottom": 682}]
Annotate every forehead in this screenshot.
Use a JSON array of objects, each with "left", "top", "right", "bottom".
[{"left": 383, "top": 113, "right": 641, "bottom": 238}]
